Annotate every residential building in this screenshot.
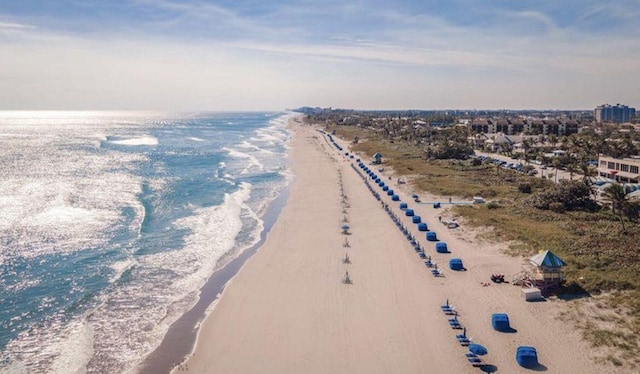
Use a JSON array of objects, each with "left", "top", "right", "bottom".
[
  {"left": 469, "top": 118, "right": 579, "bottom": 136},
  {"left": 594, "top": 104, "right": 636, "bottom": 124},
  {"left": 598, "top": 155, "right": 640, "bottom": 183}
]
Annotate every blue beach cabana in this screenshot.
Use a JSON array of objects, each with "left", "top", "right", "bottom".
[
  {"left": 405, "top": 209, "right": 415, "bottom": 217},
  {"left": 387, "top": 189, "right": 394, "bottom": 196},
  {"left": 382, "top": 186, "right": 389, "bottom": 191},
  {"left": 399, "top": 202, "right": 408, "bottom": 210},
  {"left": 491, "top": 313, "right": 511, "bottom": 332},
  {"left": 449, "top": 258, "right": 464, "bottom": 270},
  {"left": 516, "top": 346, "right": 538, "bottom": 368},
  {"left": 435, "top": 242, "right": 448, "bottom": 253},
  {"left": 417, "top": 223, "right": 428, "bottom": 231},
  {"left": 391, "top": 195, "right": 400, "bottom": 201},
  {"left": 412, "top": 216, "right": 421, "bottom": 224},
  {"left": 426, "top": 231, "right": 438, "bottom": 241}
]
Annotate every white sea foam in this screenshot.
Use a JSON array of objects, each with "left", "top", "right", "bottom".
[
  {"left": 237, "top": 140, "right": 274, "bottom": 154},
  {"left": 47, "top": 322, "right": 95, "bottom": 374},
  {"left": 222, "top": 147, "right": 265, "bottom": 174},
  {"left": 109, "top": 259, "right": 137, "bottom": 283},
  {"left": 110, "top": 136, "right": 158, "bottom": 146},
  {"left": 36, "top": 184, "right": 260, "bottom": 374},
  {"left": 186, "top": 137, "right": 205, "bottom": 142}
]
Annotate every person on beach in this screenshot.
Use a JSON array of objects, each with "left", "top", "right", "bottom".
[{"left": 449, "top": 197, "right": 452, "bottom": 203}]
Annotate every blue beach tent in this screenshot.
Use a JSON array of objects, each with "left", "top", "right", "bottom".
[
  {"left": 391, "top": 195, "right": 400, "bottom": 201},
  {"left": 426, "top": 231, "right": 438, "bottom": 241},
  {"left": 378, "top": 181, "right": 385, "bottom": 187},
  {"left": 435, "top": 242, "right": 448, "bottom": 253},
  {"left": 412, "top": 216, "right": 421, "bottom": 224},
  {"left": 491, "top": 313, "right": 511, "bottom": 332},
  {"left": 417, "top": 223, "right": 428, "bottom": 231},
  {"left": 399, "top": 202, "right": 408, "bottom": 210},
  {"left": 405, "top": 209, "right": 415, "bottom": 217},
  {"left": 449, "top": 258, "right": 464, "bottom": 271},
  {"left": 516, "top": 346, "right": 538, "bottom": 368},
  {"left": 387, "top": 189, "right": 394, "bottom": 196},
  {"left": 382, "top": 186, "right": 389, "bottom": 191}
]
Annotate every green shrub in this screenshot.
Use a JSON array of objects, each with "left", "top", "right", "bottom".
[{"left": 518, "top": 183, "right": 532, "bottom": 194}]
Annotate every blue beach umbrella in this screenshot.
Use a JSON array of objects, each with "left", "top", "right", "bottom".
[{"left": 469, "top": 343, "right": 488, "bottom": 356}]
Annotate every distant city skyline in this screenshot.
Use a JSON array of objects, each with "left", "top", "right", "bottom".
[{"left": 1, "top": 0, "right": 639, "bottom": 111}]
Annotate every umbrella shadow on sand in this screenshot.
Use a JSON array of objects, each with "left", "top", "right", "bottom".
[{"left": 478, "top": 365, "right": 497, "bottom": 373}]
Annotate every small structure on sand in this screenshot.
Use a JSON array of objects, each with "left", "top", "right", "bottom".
[
  {"left": 372, "top": 152, "right": 383, "bottom": 165},
  {"left": 528, "top": 250, "right": 566, "bottom": 291},
  {"left": 512, "top": 250, "right": 566, "bottom": 296}
]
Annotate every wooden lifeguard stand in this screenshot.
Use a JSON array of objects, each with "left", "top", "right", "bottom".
[{"left": 527, "top": 250, "right": 566, "bottom": 291}]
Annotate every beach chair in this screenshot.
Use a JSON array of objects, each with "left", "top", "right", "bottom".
[
  {"left": 419, "top": 252, "right": 427, "bottom": 259},
  {"left": 431, "top": 269, "right": 440, "bottom": 277},
  {"left": 457, "top": 337, "right": 471, "bottom": 346},
  {"left": 468, "top": 356, "right": 483, "bottom": 366},
  {"left": 442, "top": 307, "right": 455, "bottom": 315},
  {"left": 450, "top": 321, "right": 462, "bottom": 329},
  {"left": 424, "top": 260, "right": 433, "bottom": 267}
]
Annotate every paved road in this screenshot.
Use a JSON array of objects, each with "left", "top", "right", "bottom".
[{"left": 474, "top": 151, "right": 577, "bottom": 184}]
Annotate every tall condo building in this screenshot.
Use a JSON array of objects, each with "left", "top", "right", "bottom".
[{"left": 594, "top": 104, "right": 636, "bottom": 123}]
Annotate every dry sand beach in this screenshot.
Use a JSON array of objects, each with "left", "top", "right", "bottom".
[{"left": 175, "top": 117, "right": 616, "bottom": 373}]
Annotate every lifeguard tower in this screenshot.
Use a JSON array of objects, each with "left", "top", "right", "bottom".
[{"left": 528, "top": 250, "right": 566, "bottom": 291}]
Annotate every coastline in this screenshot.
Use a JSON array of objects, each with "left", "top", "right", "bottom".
[
  {"left": 137, "top": 116, "right": 295, "bottom": 374},
  {"left": 138, "top": 186, "right": 290, "bottom": 374},
  {"left": 172, "top": 118, "right": 616, "bottom": 373}
]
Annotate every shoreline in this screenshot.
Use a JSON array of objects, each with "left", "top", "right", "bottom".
[
  {"left": 173, "top": 119, "right": 616, "bottom": 373},
  {"left": 137, "top": 121, "right": 295, "bottom": 374}
]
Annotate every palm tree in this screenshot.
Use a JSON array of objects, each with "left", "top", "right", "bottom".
[
  {"left": 603, "top": 183, "right": 629, "bottom": 233},
  {"left": 552, "top": 158, "right": 561, "bottom": 183}
]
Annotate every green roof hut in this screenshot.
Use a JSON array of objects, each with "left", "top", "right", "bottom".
[
  {"left": 372, "top": 152, "right": 383, "bottom": 165},
  {"left": 528, "top": 250, "right": 566, "bottom": 291}
]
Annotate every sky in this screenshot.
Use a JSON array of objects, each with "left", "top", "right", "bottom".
[{"left": 1, "top": 0, "right": 639, "bottom": 111}]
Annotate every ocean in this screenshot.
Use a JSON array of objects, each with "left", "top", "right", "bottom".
[{"left": 0, "top": 111, "right": 293, "bottom": 373}]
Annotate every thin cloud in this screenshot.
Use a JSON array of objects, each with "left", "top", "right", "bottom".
[
  {"left": 1, "top": 0, "right": 639, "bottom": 110},
  {"left": 0, "top": 21, "right": 36, "bottom": 29}
]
